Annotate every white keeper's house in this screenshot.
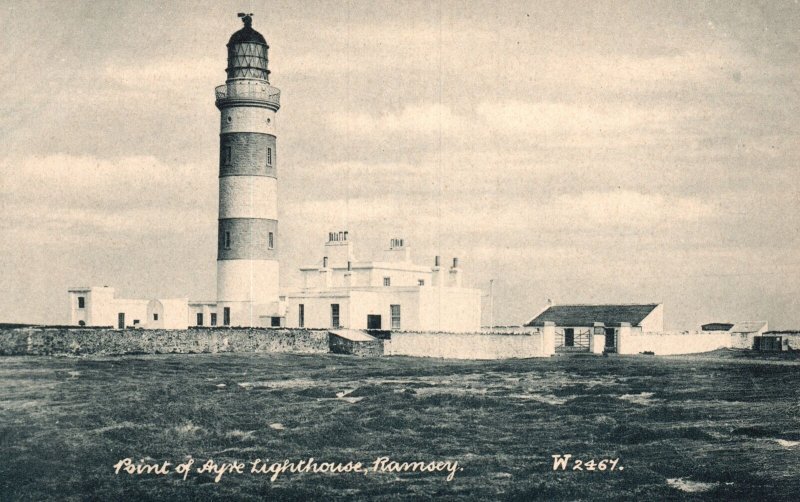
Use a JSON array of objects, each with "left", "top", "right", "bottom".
[{"left": 284, "top": 232, "right": 481, "bottom": 332}]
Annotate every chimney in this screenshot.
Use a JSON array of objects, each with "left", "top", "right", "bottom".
[
  {"left": 344, "top": 260, "right": 353, "bottom": 288},
  {"left": 324, "top": 230, "right": 354, "bottom": 267},
  {"left": 448, "top": 256, "right": 462, "bottom": 287},
  {"left": 432, "top": 255, "right": 443, "bottom": 286},
  {"left": 384, "top": 237, "right": 411, "bottom": 262},
  {"left": 319, "top": 257, "right": 332, "bottom": 289}
]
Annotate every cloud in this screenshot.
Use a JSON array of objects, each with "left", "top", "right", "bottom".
[
  {"left": 326, "top": 99, "right": 686, "bottom": 148},
  {"left": 327, "top": 103, "right": 463, "bottom": 136},
  {"left": 281, "top": 189, "right": 716, "bottom": 238},
  {"left": 1, "top": 155, "right": 216, "bottom": 245},
  {"left": 103, "top": 58, "right": 220, "bottom": 90}
]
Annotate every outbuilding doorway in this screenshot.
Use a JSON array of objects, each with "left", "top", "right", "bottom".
[{"left": 605, "top": 327, "right": 616, "bottom": 350}]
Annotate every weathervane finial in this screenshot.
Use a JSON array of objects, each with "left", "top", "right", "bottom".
[{"left": 237, "top": 12, "right": 254, "bottom": 28}]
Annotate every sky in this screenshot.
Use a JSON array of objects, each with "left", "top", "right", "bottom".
[{"left": 1, "top": 0, "right": 798, "bottom": 329}]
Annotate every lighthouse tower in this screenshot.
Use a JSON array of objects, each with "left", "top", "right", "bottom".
[{"left": 214, "top": 14, "right": 281, "bottom": 327}]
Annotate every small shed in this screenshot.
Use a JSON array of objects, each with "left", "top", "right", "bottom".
[
  {"left": 729, "top": 321, "right": 768, "bottom": 349},
  {"left": 525, "top": 303, "right": 663, "bottom": 352}
]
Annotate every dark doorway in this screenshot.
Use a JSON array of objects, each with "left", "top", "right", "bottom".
[
  {"left": 367, "top": 315, "right": 382, "bottom": 330},
  {"left": 117, "top": 313, "right": 125, "bottom": 329},
  {"left": 605, "top": 327, "right": 616, "bottom": 348},
  {"left": 564, "top": 328, "right": 575, "bottom": 347},
  {"left": 755, "top": 336, "right": 782, "bottom": 352},
  {"left": 197, "top": 313, "right": 204, "bottom": 326},
  {"left": 223, "top": 307, "right": 231, "bottom": 326}
]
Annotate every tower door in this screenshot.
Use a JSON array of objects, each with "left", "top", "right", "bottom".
[
  {"left": 367, "top": 315, "right": 382, "bottom": 330},
  {"left": 117, "top": 313, "right": 125, "bottom": 329}
]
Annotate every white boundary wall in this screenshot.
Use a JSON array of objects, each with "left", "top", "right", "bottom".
[
  {"left": 618, "top": 330, "right": 732, "bottom": 355},
  {"left": 385, "top": 330, "right": 554, "bottom": 359}
]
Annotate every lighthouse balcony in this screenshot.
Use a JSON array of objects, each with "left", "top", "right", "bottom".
[{"left": 215, "top": 82, "right": 280, "bottom": 109}]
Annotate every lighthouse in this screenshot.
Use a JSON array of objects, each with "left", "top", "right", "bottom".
[{"left": 214, "top": 14, "right": 281, "bottom": 327}]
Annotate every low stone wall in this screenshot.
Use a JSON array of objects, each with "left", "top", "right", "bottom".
[
  {"left": 328, "top": 333, "right": 384, "bottom": 356},
  {"left": 384, "top": 331, "right": 552, "bottom": 359},
  {"left": 618, "top": 331, "right": 731, "bottom": 355},
  {"left": 0, "top": 327, "right": 329, "bottom": 356}
]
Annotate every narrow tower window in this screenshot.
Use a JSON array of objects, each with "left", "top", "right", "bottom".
[
  {"left": 268, "top": 231, "right": 274, "bottom": 249},
  {"left": 222, "top": 146, "right": 232, "bottom": 166},
  {"left": 383, "top": 277, "right": 391, "bottom": 287},
  {"left": 77, "top": 296, "right": 85, "bottom": 309},
  {"left": 267, "top": 147, "right": 272, "bottom": 167},
  {"left": 224, "top": 231, "right": 231, "bottom": 249},
  {"left": 299, "top": 304, "right": 305, "bottom": 328}
]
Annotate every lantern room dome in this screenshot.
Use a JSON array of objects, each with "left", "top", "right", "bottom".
[
  {"left": 225, "top": 14, "right": 270, "bottom": 81},
  {"left": 228, "top": 14, "right": 267, "bottom": 46}
]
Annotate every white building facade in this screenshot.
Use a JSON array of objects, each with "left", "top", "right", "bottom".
[{"left": 285, "top": 233, "right": 482, "bottom": 332}]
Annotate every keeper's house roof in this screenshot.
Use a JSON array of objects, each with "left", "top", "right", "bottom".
[
  {"left": 525, "top": 304, "right": 660, "bottom": 328},
  {"left": 730, "top": 321, "right": 767, "bottom": 334}
]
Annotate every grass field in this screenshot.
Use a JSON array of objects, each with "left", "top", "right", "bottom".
[{"left": 1, "top": 351, "right": 799, "bottom": 500}]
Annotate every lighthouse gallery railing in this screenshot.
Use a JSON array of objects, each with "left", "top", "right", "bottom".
[{"left": 215, "top": 83, "right": 280, "bottom": 107}]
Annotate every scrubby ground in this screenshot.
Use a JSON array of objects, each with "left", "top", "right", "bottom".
[{"left": 1, "top": 351, "right": 799, "bottom": 500}]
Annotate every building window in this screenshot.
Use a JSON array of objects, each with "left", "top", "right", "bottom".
[
  {"left": 267, "top": 147, "right": 272, "bottom": 166},
  {"left": 223, "top": 307, "right": 231, "bottom": 326},
  {"left": 391, "top": 304, "right": 401, "bottom": 330},
  {"left": 418, "top": 279, "right": 425, "bottom": 286},
  {"left": 78, "top": 320, "right": 85, "bottom": 326},
  {"left": 271, "top": 316, "right": 281, "bottom": 327},
  {"left": 299, "top": 304, "right": 305, "bottom": 328},
  {"left": 197, "top": 313, "right": 203, "bottom": 326},
  {"left": 331, "top": 304, "right": 340, "bottom": 328},
  {"left": 153, "top": 313, "right": 159, "bottom": 321},
  {"left": 383, "top": 277, "right": 391, "bottom": 287},
  {"left": 224, "top": 231, "right": 231, "bottom": 249},
  {"left": 268, "top": 231, "right": 274, "bottom": 249},
  {"left": 222, "top": 146, "right": 232, "bottom": 166},
  {"left": 210, "top": 313, "right": 217, "bottom": 326},
  {"left": 77, "top": 296, "right": 85, "bottom": 308}
]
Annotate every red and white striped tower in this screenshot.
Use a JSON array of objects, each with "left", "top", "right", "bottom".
[{"left": 214, "top": 14, "right": 280, "bottom": 327}]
